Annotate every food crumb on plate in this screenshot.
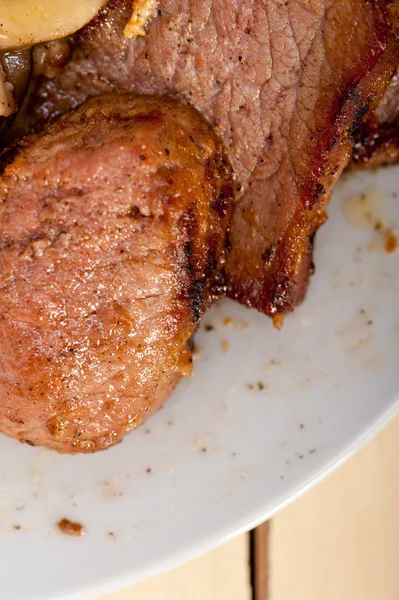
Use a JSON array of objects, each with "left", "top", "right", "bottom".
[
  {"left": 385, "top": 229, "right": 398, "bottom": 254},
  {"left": 270, "top": 358, "right": 282, "bottom": 366},
  {"left": 57, "top": 518, "right": 86, "bottom": 537},
  {"left": 266, "top": 357, "right": 283, "bottom": 373}
]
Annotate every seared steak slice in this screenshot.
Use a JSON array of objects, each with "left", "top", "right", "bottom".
[
  {"left": 28, "top": 0, "right": 399, "bottom": 317},
  {"left": 352, "top": 69, "right": 399, "bottom": 170},
  {"left": 0, "top": 93, "right": 231, "bottom": 453}
]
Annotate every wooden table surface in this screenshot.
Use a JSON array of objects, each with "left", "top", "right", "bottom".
[{"left": 99, "top": 415, "right": 399, "bottom": 600}]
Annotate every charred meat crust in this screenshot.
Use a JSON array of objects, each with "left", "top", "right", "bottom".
[
  {"left": 351, "top": 121, "right": 399, "bottom": 170},
  {"left": 351, "top": 66, "right": 399, "bottom": 170},
  {"left": 0, "top": 93, "right": 232, "bottom": 453}
]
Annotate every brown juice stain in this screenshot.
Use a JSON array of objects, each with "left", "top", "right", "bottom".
[
  {"left": 343, "top": 187, "right": 383, "bottom": 229},
  {"left": 362, "top": 357, "right": 382, "bottom": 373},
  {"left": 98, "top": 478, "right": 124, "bottom": 501},
  {"left": 265, "top": 357, "right": 283, "bottom": 374},
  {"left": 349, "top": 330, "right": 374, "bottom": 354},
  {"left": 335, "top": 307, "right": 371, "bottom": 337},
  {"left": 344, "top": 187, "right": 398, "bottom": 254}
]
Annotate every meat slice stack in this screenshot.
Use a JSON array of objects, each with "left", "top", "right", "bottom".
[
  {"left": 30, "top": 0, "right": 399, "bottom": 316},
  {"left": 1, "top": 0, "right": 399, "bottom": 453},
  {"left": 0, "top": 94, "right": 231, "bottom": 452}
]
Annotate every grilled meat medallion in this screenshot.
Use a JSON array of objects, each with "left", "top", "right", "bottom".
[{"left": 0, "top": 93, "right": 232, "bottom": 452}]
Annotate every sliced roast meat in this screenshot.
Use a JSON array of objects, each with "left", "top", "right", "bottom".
[
  {"left": 26, "top": 0, "right": 399, "bottom": 317},
  {"left": 352, "top": 68, "right": 399, "bottom": 170},
  {"left": 0, "top": 93, "right": 232, "bottom": 453}
]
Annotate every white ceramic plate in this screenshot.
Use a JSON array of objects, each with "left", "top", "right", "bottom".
[{"left": 1, "top": 166, "right": 399, "bottom": 600}]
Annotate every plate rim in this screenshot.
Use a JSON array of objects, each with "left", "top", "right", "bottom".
[{"left": 54, "top": 397, "right": 399, "bottom": 600}]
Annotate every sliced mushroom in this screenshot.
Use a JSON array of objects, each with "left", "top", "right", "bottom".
[
  {"left": 2, "top": 48, "right": 32, "bottom": 103},
  {"left": 0, "top": 48, "right": 32, "bottom": 126},
  {"left": 0, "top": 1, "right": 107, "bottom": 50}
]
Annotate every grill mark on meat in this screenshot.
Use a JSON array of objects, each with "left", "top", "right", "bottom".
[
  {"left": 189, "top": 279, "right": 204, "bottom": 323},
  {"left": 179, "top": 205, "right": 206, "bottom": 322},
  {"left": 205, "top": 233, "right": 221, "bottom": 278},
  {"left": 348, "top": 103, "right": 371, "bottom": 142}
]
